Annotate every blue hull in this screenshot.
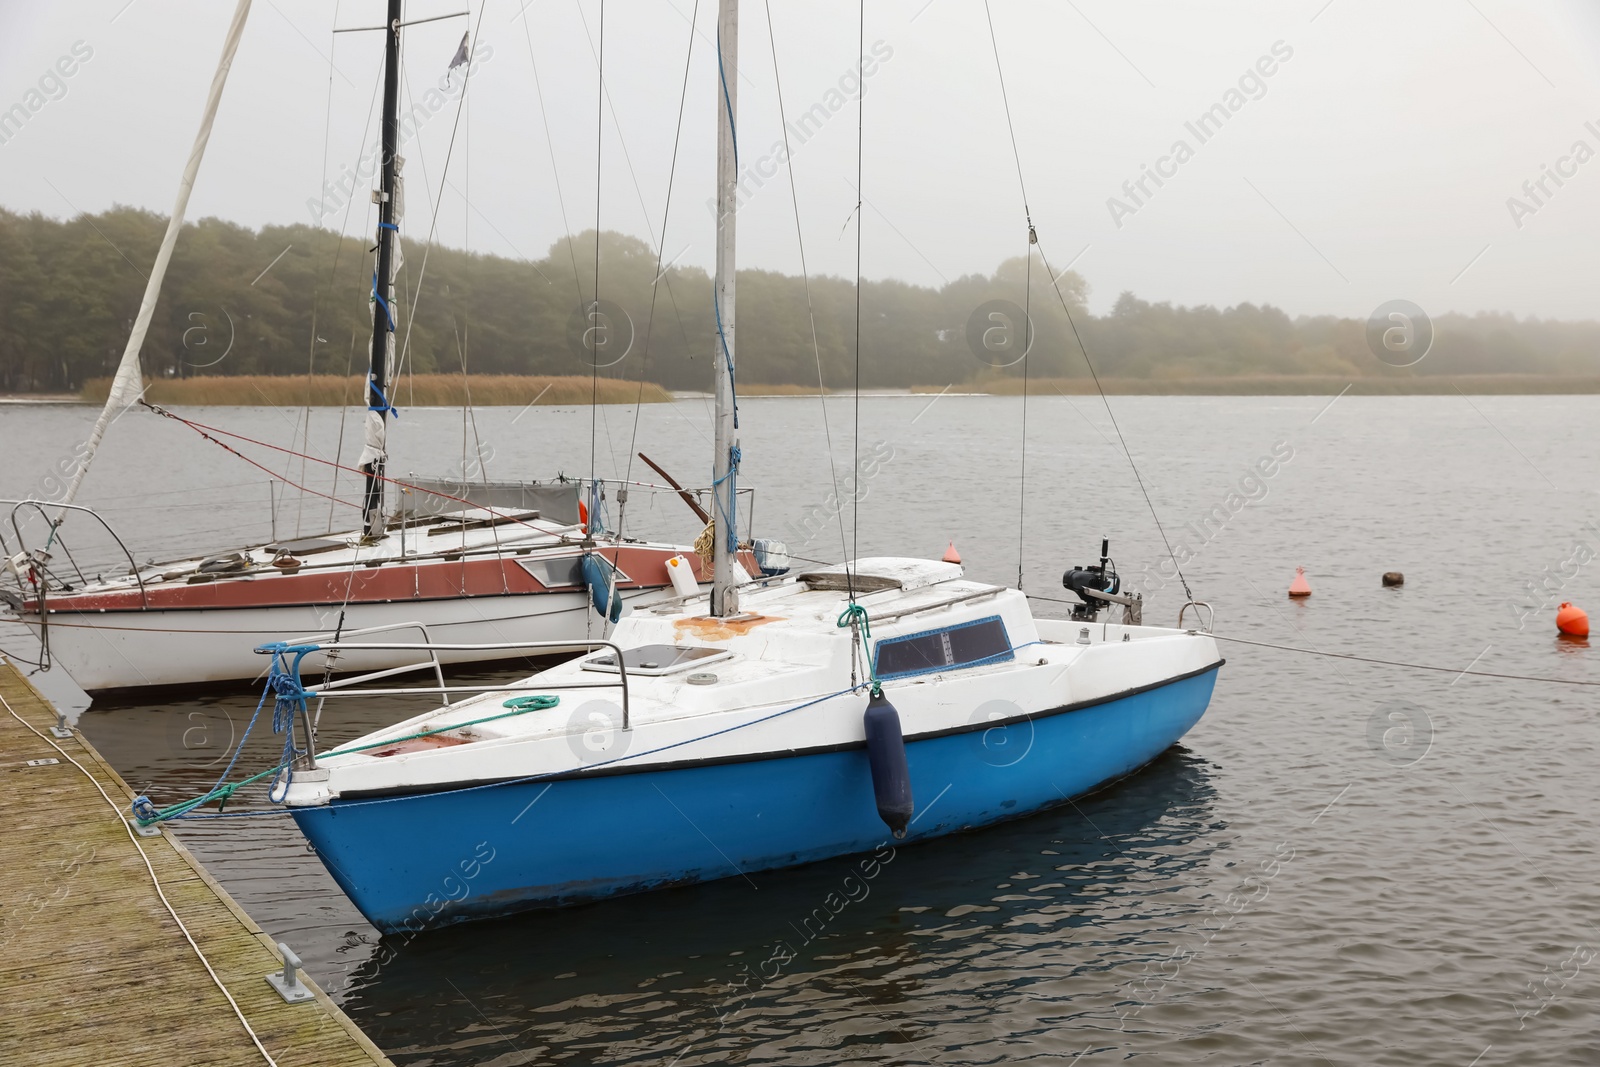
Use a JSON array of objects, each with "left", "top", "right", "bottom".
[{"left": 293, "top": 665, "right": 1220, "bottom": 934}]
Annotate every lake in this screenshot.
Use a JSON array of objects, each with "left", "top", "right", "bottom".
[{"left": 3, "top": 393, "right": 1597, "bottom": 1065}]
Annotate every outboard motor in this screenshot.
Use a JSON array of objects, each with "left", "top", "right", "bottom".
[{"left": 1062, "top": 538, "right": 1120, "bottom": 622}]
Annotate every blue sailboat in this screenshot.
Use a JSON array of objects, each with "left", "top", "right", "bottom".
[{"left": 270, "top": 0, "right": 1222, "bottom": 934}]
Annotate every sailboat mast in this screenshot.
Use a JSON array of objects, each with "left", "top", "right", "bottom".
[
  {"left": 711, "top": 0, "right": 740, "bottom": 617},
  {"left": 361, "top": 0, "right": 404, "bottom": 540}
]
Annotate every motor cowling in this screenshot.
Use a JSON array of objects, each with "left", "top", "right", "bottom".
[
  {"left": 1062, "top": 537, "right": 1121, "bottom": 621},
  {"left": 1062, "top": 565, "right": 1119, "bottom": 603}
]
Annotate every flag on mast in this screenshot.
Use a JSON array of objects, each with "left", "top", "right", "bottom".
[{"left": 448, "top": 32, "right": 469, "bottom": 72}]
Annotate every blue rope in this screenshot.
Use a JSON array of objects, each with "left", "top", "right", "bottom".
[
  {"left": 371, "top": 273, "right": 396, "bottom": 330},
  {"left": 716, "top": 27, "right": 739, "bottom": 171},
  {"left": 712, "top": 290, "right": 739, "bottom": 429},
  {"left": 131, "top": 644, "right": 320, "bottom": 824},
  {"left": 379, "top": 222, "right": 398, "bottom": 232},
  {"left": 367, "top": 380, "right": 399, "bottom": 418}
]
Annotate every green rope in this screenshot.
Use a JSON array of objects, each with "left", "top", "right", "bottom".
[
  {"left": 502, "top": 694, "right": 561, "bottom": 710},
  {"left": 318, "top": 695, "right": 563, "bottom": 758},
  {"left": 836, "top": 603, "right": 882, "bottom": 697},
  {"left": 139, "top": 695, "right": 563, "bottom": 823}
]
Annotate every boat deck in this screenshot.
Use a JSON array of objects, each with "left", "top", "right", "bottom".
[{"left": 0, "top": 658, "right": 393, "bottom": 1067}]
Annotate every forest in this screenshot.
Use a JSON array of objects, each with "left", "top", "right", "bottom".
[{"left": 3, "top": 205, "right": 1599, "bottom": 395}]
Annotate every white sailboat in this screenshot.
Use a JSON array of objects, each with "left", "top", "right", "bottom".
[
  {"left": 1, "top": 0, "right": 776, "bottom": 693},
  {"left": 219, "top": 0, "right": 1225, "bottom": 932}
]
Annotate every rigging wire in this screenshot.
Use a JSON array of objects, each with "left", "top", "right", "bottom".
[
  {"left": 393, "top": 2, "right": 490, "bottom": 402},
  {"left": 326, "top": 331, "right": 357, "bottom": 530},
  {"left": 979, "top": 4, "right": 1194, "bottom": 603},
  {"left": 590, "top": 0, "right": 606, "bottom": 494},
  {"left": 763, "top": 0, "right": 851, "bottom": 573},
  {"left": 848, "top": 0, "right": 865, "bottom": 607},
  {"left": 571, "top": 2, "right": 696, "bottom": 479},
  {"left": 523, "top": 17, "right": 587, "bottom": 303},
  {"left": 620, "top": 0, "right": 701, "bottom": 527},
  {"left": 982, "top": 0, "right": 1038, "bottom": 592}
]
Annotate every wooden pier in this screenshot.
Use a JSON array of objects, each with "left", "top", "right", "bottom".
[{"left": 0, "top": 659, "right": 393, "bottom": 1067}]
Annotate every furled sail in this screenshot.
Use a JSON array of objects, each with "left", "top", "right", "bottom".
[{"left": 62, "top": 0, "right": 254, "bottom": 507}]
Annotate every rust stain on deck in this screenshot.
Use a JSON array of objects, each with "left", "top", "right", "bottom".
[{"left": 673, "top": 614, "right": 781, "bottom": 641}]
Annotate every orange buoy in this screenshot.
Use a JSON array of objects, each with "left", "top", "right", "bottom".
[
  {"left": 1557, "top": 602, "right": 1589, "bottom": 637},
  {"left": 578, "top": 500, "right": 589, "bottom": 528},
  {"left": 942, "top": 541, "right": 962, "bottom": 565},
  {"left": 1288, "top": 566, "right": 1312, "bottom": 598}
]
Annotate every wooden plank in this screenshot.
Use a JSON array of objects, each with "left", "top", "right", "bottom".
[{"left": 0, "top": 660, "right": 393, "bottom": 1067}]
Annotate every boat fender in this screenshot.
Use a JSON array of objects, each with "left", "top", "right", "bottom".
[
  {"left": 582, "top": 553, "right": 623, "bottom": 623},
  {"left": 863, "top": 690, "right": 913, "bottom": 838}
]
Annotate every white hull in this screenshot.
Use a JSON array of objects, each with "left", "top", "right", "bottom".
[{"left": 20, "top": 590, "right": 662, "bottom": 693}]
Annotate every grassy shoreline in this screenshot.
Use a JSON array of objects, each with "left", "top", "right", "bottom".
[
  {"left": 929, "top": 375, "right": 1600, "bottom": 396},
  {"left": 79, "top": 375, "right": 672, "bottom": 407},
  {"left": 55, "top": 373, "right": 1600, "bottom": 405}
]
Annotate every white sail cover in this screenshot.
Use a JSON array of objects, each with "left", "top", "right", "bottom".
[
  {"left": 62, "top": 0, "right": 253, "bottom": 506},
  {"left": 357, "top": 160, "right": 404, "bottom": 471}
]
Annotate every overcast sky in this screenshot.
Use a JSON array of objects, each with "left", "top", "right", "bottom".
[{"left": 2, "top": 0, "right": 1600, "bottom": 321}]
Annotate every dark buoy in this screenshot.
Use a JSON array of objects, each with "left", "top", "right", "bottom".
[
  {"left": 863, "top": 690, "right": 913, "bottom": 838},
  {"left": 1382, "top": 572, "right": 1404, "bottom": 587}
]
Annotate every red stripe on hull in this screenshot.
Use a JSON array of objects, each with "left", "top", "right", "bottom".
[{"left": 33, "top": 545, "right": 718, "bottom": 614}]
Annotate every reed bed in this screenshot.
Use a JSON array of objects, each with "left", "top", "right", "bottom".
[
  {"left": 942, "top": 375, "right": 1600, "bottom": 396},
  {"left": 80, "top": 375, "right": 673, "bottom": 407}
]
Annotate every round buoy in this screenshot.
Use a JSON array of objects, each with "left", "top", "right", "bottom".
[
  {"left": 1382, "top": 572, "right": 1404, "bottom": 587},
  {"left": 942, "top": 541, "right": 962, "bottom": 565},
  {"left": 1288, "top": 566, "right": 1312, "bottom": 598},
  {"left": 1556, "top": 602, "right": 1589, "bottom": 638}
]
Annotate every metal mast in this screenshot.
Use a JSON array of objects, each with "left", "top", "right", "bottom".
[
  {"left": 711, "top": 0, "right": 739, "bottom": 617},
  {"left": 360, "top": 0, "right": 404, "bottom": 540}
]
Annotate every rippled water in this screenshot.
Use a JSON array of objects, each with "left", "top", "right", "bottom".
[{"left": 4, "top": 394, "right": 1599, "bottom": 1065}]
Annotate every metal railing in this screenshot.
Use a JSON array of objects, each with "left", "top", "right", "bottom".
[
  {"left": 257, "top": 627, "right": 634, "bottom": 768},
  {"left": 1, "top": 500, "right": 148, "bottom": 609},
  {"left": 1178, "top": 601, "right": 1215, "bottom": 633}
]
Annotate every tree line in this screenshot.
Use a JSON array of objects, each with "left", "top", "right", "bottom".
[{"left": 2, "top": 205, "right": 1598, "bottom": 394}]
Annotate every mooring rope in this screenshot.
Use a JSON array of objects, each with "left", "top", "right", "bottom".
[
  {"left": 1210, "top": 632, "right": 1600, "bottom": 687},
  {"left": 1, "top": 693, "right": 280, "bottom": 1066}
]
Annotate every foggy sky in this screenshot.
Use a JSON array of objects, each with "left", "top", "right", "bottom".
[{"left": 2, "top": 0, "right": 1599, "bottom": 322}]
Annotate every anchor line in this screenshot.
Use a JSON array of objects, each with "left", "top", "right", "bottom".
[{"left": 1210, "top": 632, "right": 1600, "bottom": 686}]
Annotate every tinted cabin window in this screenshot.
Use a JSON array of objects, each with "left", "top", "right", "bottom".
[{"left": 875, "top": 616, "right": 1013, "bottom": 680}]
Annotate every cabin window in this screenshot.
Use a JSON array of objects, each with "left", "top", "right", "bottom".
[
  {"left": 516, "top": 556, "right": 585, "bottom": 588},
  {"left": 874, "top": 616, "right": 1013, "bottom": 680}
]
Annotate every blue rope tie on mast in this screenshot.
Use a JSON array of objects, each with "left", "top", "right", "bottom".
[
  {"left": 367, "top": 381, "right": 399, "bottom": 418},
  {"left": 371, "top": 272, "right": 396, "bottom": 330},
  {"left": 713, "top": 291, "right": 739, "bottom": 428},
  {"left": 716, "top": 29, "right": 739, "bottom": 170}
]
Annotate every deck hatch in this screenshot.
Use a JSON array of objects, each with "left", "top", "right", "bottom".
[
  {"left": 875, "top": 615, "right": 1013, "bottom": 680},
  {"left": 582, "top": 643, "right": 733, "bottom": 676}
]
